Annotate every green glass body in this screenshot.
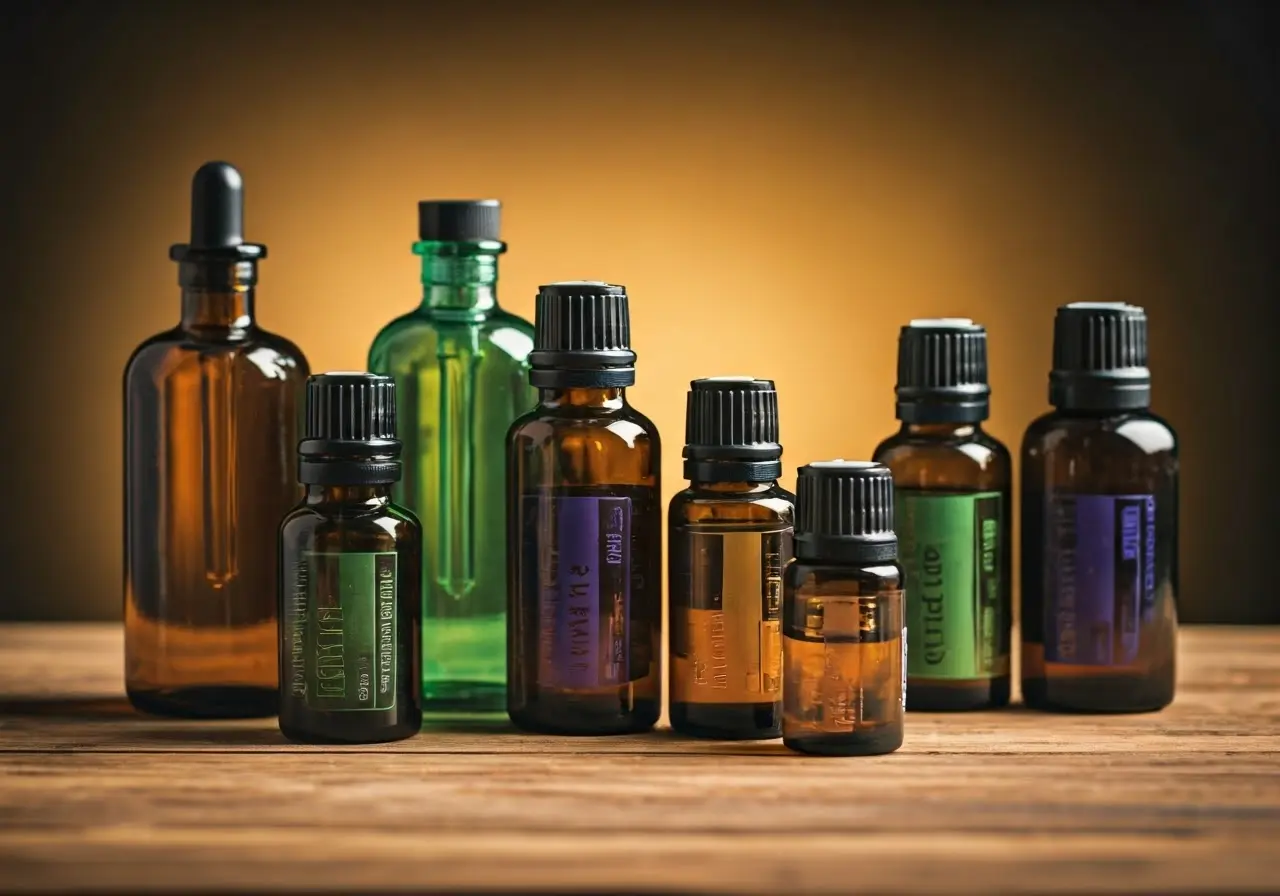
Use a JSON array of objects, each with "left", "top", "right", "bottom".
[
  {"left": 1021, "top": 409, "right": 1178, "bottom": 713},
  {"left": 782, "top": 559, "right": 905, "bottom": 756},
  {"left": 278, "top": 484, "right": 423, "bottom": 743},
  {"left": 506, "top": 387, "right": 662, "bottom": 735},
  {"left": 873, "top": 423, "right": 1013, "bottom": 711},
  {"left": 668, "top": 481, "right": 793, "bottom": 739},
  {"left": 124, "top": 262, "right": 308, "bottom": 718},
  {"left": 367, "top": 241, "right": 535, "bottom": 714}
]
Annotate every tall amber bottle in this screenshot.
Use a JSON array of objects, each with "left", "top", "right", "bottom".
[
  {"left": 124, "top": 162, "right": 309, "bottom": 718},
  {"left": 1022, "top": 303, "right": 1177, "bottom": 713},
  {"left": 669, "top": 377, "right": 793, "bottom": 739},
  {"left": 506, "top": 282, "right": 662, "bottom": 735},
  {"left": 872, "top": 319, "right": 1012, "bottom": 711}
]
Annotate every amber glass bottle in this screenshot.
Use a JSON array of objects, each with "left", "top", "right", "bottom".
[
  {"left": 506, "top": 282, "right": 662, "bottom": 735},
  {"left": 669, "top": 377, "right": 794, "bottom": 740},
  {"left": 1022, "top": 303, "right": 1177, "bottom": 713},
  {"left": 873, "top": 319, "right": 1011, "bottom": 711},
  {"left": 278, "top": 373, "right": 422, "bottom": 743},
  {"left": 124, "top": 162, "right": 309, "bottom": 718},
  {"left": 783, "top": 462, "right": 905, "bottom": 756}
]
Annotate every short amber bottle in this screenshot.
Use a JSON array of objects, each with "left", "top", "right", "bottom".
[
  {"left": 669, "top": 377, "right": 794, "bottom": 740},
  {"left": 873, "top": 319, "right": 1012, "bottom": 711},
  {"left": 278, "top": 373, "right": 423, "bottom": 743},
  {"left": 506, "top": 282, "right": 662, "bottom": 735},
  {"left": 783, "top": 462, "right": 905, "bottom": 756},
  {"left": 1022, "top": 303, "right": 1177, "bottom": 713}
]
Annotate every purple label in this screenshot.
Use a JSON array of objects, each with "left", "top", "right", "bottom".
[
  {"left": 1045, "top": 494, "right": 1156, "bottom": 666},
  {"left": 528, "top": 496, "right": 631, "bottom": 689}
]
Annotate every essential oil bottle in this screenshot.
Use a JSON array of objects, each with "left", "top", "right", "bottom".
[
  {"left": 669, "top": 377, "right": 794, "bottom": 740},
  {"left": 367, "top": 201, "right": 535, "bottom": 714},
  {"left": 278, "top": 373, "right": 423, "bottom": 743},
  {"left": 1021, "top": 303, "right": 1177, "bottom": 713},
  {"left": 872, "top": 319, "right": 1012, "bottom": 711},
  {"left": 506, "top": 282, "right": 662, "bottom": 735},
  {"left": 124, "top": 162, "right": 309, "bottom": 718},
  {"left": 783, "top": 462, "right": 905, "bottom": 756}
]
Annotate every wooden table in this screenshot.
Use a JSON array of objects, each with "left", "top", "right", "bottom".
[{"left": 1, "top": 624, "right": 1277, "bottom": 894}]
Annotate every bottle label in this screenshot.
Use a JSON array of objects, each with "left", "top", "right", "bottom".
[
  {"left": 284, "top": 551, "right": 398, "bottom": 712},
  {"left": 1044, "top": 494, "right": 1156, "bottom": 666},
  {"left": 526, "top": 496, "right": 632, "bottom": 689},
  {"left": 670, "top": 528, "right": 789, "bottom": 704},
  {"left": 897, "top": 491, "right": 1004, "bottom": 680}
]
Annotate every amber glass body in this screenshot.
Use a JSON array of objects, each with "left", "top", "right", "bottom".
[
  {"left": 1021, "top": 410, "right": 1178, "bottom": 712},
  {"left": 668, "top": 480, "right": 794, "bottom": 739},
  {"left": 507, "top": 387, "right": 662, "bottom": 735},
  {"left": 782, "top": 561, "right": 905, "bottom": 756},
  {"left": 124, "top": 262, "right": 308, "bottom": 718},
  {"left": 278, "top": 484, "right": 423, "bottom": 742},
  {"left": 873, "top": 423, "right": 1013, "bottom": 710}
]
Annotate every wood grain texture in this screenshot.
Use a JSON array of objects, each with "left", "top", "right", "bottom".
[{"left": 1, "top": 623, "right": 1278, "bottom": 894}]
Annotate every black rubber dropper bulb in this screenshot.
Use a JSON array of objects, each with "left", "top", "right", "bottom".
[{"left": 170, "top": 161, "right": 265, "bottom": 261}]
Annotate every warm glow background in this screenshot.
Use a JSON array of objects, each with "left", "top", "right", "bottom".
[{"left": 2, "top": 2, "right": 1277, "bottom": 623}]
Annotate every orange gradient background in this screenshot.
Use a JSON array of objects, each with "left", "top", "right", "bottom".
[{"left": 3, "top": 2, "right": 1276, "bottom": 622}]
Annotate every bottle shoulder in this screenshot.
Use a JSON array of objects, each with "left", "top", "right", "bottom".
[
  {"left": 668, "top": 483, "right": 795, "bottom": 527},
  {"left": 784, "top": 559, "right": 904, "bottom": 593},
  {"left": 873, "top": 428, "right": 1011, "bottom": 490},
  {"left": 280, "top": 500, "right": 421, "bottom": 543},
  {"left": 125, "top": 328, "right": 309, "bottom": 386},
  {"left": 1021, "top": 409, "right": 1178, "bottom": 459},
  {"left": 368, "top": 308, "right": 535, "bottom": 367},
  {"left": 509, "top": 404, "right": 661, "bottom": 449}
]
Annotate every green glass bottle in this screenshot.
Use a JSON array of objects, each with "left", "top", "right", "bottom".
[{"left": 367, "top": 200, "right": 535, "bottom": 715}]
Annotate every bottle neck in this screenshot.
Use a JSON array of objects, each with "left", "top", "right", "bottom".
[
  {"left": 900, "top": 421, "right": 981, "bottom": 439},
  {"left": 539, "top": 387, "right": 626, "bottom": 410},
  {"left": 305, "top": 484, "right": 393, "bottom": 504},
  {"left": 179, "top": 261, "right": 256, "bottom": 332},
  {"left": 416, "top": 240, "right": 504, "bottom": 313}
]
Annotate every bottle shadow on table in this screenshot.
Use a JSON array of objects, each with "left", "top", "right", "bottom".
[{"left": 0, "top": 696, "right": 136, "bottom": 721}]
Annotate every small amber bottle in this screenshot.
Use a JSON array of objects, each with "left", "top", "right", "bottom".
[
  {"left": 783, "top": 462, "right": 905, "bottom": 756},
  {"left": 278, "top": 373, "right": 423, "bottom": 743},
  {"left": 1022, "top": 303, "right": 1177, "bottom": 713},
  {"left": 872, "top": 319, "right": 1012, "bottom": 711},
  {"left": 506, "top": 282, "right": 662, "bottom": 735},
  {"left": 669, "top": 377, "right": 794, "bottom": 740}
]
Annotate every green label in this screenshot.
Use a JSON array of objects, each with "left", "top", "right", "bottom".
[
  {"left": 284, "top": 551, "right": 397, "bottom": 711},
  {"left": 898, "top": 491, "right": 1003, "bottom": 681}
]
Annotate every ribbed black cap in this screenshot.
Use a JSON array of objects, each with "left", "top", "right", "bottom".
[
  {"left": 529, "top": 281, "right": 637, "bottom": 388},
  {"left": 418, "top": 200, "right": 502, "bottom": 242},
  {"left": 896, "top": 318, "right": 990, "bottom": 423},
  {"left": 683, "top": 377, "right": 782, "bottom": 482},
  {"left": 1049, "top": 303, "right": 1151, "bottom": 411},
  {"left": 794, "top": 461, "right": 897, "bottom": 563},
  {"left": 298, "top": 372, "right": 402, "bottom": 485},
  {"left": 169, "top": 162, "right": 265, "bottom": 262}
]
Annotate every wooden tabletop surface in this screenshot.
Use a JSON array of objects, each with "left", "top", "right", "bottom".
[{"left": 1, "top": 623, "right": 1278, "bottom": 895}]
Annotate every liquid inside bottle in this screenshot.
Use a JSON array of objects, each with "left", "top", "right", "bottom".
[
  {"left": 367, "top": 201, "right": 534, "bottom": 714},
  {"left": 124, "top": 162, "right": 308, "bottom": 718}
]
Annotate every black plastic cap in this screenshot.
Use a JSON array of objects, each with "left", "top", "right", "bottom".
[
  {"left": 794, "top": 461, "right": 897, "bottom": 564},
  {"left": 298, "top": 372, "right": 401, "bottom": 485},
  {"left": 683, "top": 377, "right": 782, "bottom": 482},
  {"left": 896, "top": 318, "right": 990, "bottom": 423},
  {"left": 169, "top": 162, "right": 265, "bottom": 262},
  {"left": 529, "top": 281, "right": 637, "bottom": 388},
  {"left": 1049, "top": 303, "right": 1151, "bottom": 412},
  {"left": 418, "top": 200, "right": 502, "bottom": 242}
]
